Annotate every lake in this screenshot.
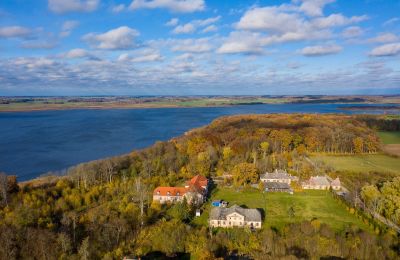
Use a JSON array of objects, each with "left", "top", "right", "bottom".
[{"left": 0, "top": 103, "right": 398, "bottom": 181}]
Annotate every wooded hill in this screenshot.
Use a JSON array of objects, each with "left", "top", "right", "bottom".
[{"left": 0, "top": 114, "right": 399, "bottom": 259}]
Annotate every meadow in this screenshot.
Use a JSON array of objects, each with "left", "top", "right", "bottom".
[
  {"left": 194, "top": 187, "right": 370, "bottom": 232},
  {"left": 314, "top": 154, "right": 400, "bottom": 174},
  {"left": 378, "top": 131, "right": 400, "bottom": 144}
]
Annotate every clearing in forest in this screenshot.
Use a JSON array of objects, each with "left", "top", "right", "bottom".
[
  {"left": 194, "top": 187, "right": 371, "bottom": 232},
  {"left": 315, "top": 154, "right": 400, "bottom": 174}
]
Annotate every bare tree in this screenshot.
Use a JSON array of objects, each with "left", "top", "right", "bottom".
[
  {"left": 0, "top": 173, "right": 8, "bottom": 206},
  {"left": 102, "top": 159, "right": 115, "bottom": 183},
  {"left": 134, "top": 177, "right": 148, "bottom": 227}
]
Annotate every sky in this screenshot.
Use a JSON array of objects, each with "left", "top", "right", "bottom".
[{"left": 0, "top": 0, "right": 400, "bottom": 96}]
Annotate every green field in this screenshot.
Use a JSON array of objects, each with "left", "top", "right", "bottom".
[
  {"left": 314, "top": 154, "right": 400, "bottom": 174},
  {"left": 194, "top": 187, "right": 370, "bottom": 232},
  {"left": 378, "top": 131, "right": 400, "bottom": 144}
]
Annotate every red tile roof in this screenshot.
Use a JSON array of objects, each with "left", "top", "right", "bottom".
[
  {"left": 153, "top": 187, "right": 187, "bottom": 196},
  {"left": 187, "top": 175, "right": 208, "bottom": 189},
  {"left": 153, "top": 175, "right": 208, "bottom": 197}
]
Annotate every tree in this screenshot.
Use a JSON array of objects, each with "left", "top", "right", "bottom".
[
  {"left": 232, "top": 162, "right": 258, "bottom": 187},
  {"left": 361, "top": 185, "right": 381, "bottom": 213},
  {"left": 78, "top": 237, "right": 91, "bottom": 260},
  {"left": 353, "top": 137, "right": 364, "bottom": 154},
  {"left": 0, "top": 173, "right": 8, "bottom": 206},
  {"left": 260, "top": 142, "right": 270, "bottom": 159}
]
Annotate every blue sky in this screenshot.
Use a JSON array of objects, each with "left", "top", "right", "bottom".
[{"left": 0, "top": 0, "right": 399, "bottom": 96}]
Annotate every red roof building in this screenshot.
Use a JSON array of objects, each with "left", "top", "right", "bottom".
[{"left": 153, "top": 175, "right": 208, "bottom": 204}]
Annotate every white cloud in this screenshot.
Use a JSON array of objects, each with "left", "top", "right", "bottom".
[
  {"left": 112, "top": 4, "right": 126, "bottom": 13},
  {"left": 312, "top": 14, "right": 368, "bottom": 29},
  {"left": 48, "top": 0, "right": 99, "bottom": 13},
  {"left": 217, "top": 31, "right": 266, "bottom": 54},
  {"left": 171, "top": 16, "right": 220, "bottom": 34},
  {"left": 369, "top": 43, "right": 400, "bottom": 57},
  {"left": 83, "top": 26, "right": 140, "bottom": 50},
  {"left": 221, "top": 3, "right": 368, "bottom": 55},
  {"left": 169, "top": 38, "right": 213, "bottom": 53},
  {"left": 342, "top": 26, "right": 363, "bottom": 38},
  {"left": 172, "top": 23, "right": 196, "bottom": 34},
  {"left": 300, "top": 44, "right": 342, "bottom": 56},
  {"left": 0, "top": 26, "right": 31, "bottom": 38},
  {"left": 129, "top": 0, "right": 205, "bottom": 13},
  {"left": 236, "top": 7, "right": 305, "bottom": 33},
  {"left": 383, "top": 17, "right": 399, "bottom": 27},
  {"left": 368, "top": 33, "right": 398, "bottom": 43},
  {"left": 65, "top": 48, "right": 90, "bottom": 59},
  {"left": 298, "top": 0, "right": 335, "bottom": 17},
  {"left": 118, "top": 49, "right": 163, "bottom": 62},
  {"left": 165, "top": 18, "right": 179, "bottom": 26},
  {"left": 60, "top": 20, "right": 80, "bottom": 37},
  {"left": 202, "top": 25, "right": 218, "bottom": 33},
  {"left": 195, "top": 16, "right": 220, "bottom": 27}
]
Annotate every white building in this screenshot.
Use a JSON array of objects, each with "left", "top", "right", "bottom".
[
  {"left": 209, "top": 205, "right": 262, "bottom": 229},
  {"left": 260, "top": 169, "right": 298, "bottom": 184}
]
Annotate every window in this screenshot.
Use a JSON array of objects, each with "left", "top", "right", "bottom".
[
  {"left": 256, "top": 223, "right": 259, "bottom": 226},
  {"left": 167, "top": 191, "right": 170, "bottom": 195},
  {"left": 177, "top": 192, "right": 180, "bottom": 196},
  {"left": 156, "top": 191, "right": 160, "bottom": 195}
]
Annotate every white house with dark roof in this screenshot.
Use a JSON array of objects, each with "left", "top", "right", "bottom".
[
  {"left": 302, "top": 176, "right": 341, "bottom": 190},
  {"left": 260, "top": 169, "right": 298, "bottom": 184},
  {"left": 330, "top": 177, "right": 341, "bottom": 190},
  {"left": 209, "top": 205, "right": 262, "bottom": 229}
]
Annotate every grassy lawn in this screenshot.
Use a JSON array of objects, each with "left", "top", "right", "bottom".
[
  {"left": 193, "top": 187, "right": 371, "bottom": 232},
  {"left": 378, "top": 131, "right": 400, "bottom": 144},
  {"left": 314, "top": 154, "right": 400, "bottom": 174}
]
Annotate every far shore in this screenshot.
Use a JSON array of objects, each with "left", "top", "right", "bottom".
[{"left": 1, "top": 95, "right": 400, "bottom": 112}]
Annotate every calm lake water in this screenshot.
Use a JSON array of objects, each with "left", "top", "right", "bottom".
[{"left": 0, "top": 103, "right": 398, "bottom": 181}]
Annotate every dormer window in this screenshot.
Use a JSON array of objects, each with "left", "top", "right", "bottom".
[
  {"left": 177, "top": 192, "right": 180, "bottom": 196},
  {"left": 167, "top": 191, "right": 170, "bottom": 196},
  {"left": 157, "top": 191, "right": 160, "bottom": 195}
]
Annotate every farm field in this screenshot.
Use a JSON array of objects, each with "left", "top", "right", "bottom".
[
  {"left": 378, "top": 131, "right": 400, "bottom": 144},
  {"left": 314, "top": 154, "right": 400, "bottom": 174},
  {"left": 194, "top": 187, "right": 371, "bottom": 232},
  {"left": 378, "top": 131, "right": 400, "bottom": 156}
]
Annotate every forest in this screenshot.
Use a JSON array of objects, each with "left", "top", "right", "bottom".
[{"left": 0, "top": 114, "right": 399, "bottom": 259}]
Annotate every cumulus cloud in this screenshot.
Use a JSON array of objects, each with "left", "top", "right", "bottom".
[
  {"left": 171, "top": 16, "right": 220, "bottom": 34},
  {"left": 202, "top": 25, "right": 218, "bottom": 33},
  {"left": 0, "top": 26, "right": 31, "bottom": 38},
  {"left": 300, "top": 44, "right": 342, "bottom": 56},
  {"left": 165, "top": 18, "right": 179, "bottom": 26},
  {"left": 298, "top": 0, "right": 335, "bottom": 17},
  {"left": 217, "top": 31, "right": 266, "bottom": 54},
  {"left": 129, "top": 0, "right": 205, "bottom": 13},
  {"left": 342, "top": 26, "right": 363, "bottom": 38},
  {"left": 48, "top": 0, "right": 99, "bottom": 13},
  {"left": 83, "top": 26, "right": 140, "bottom": 50},
  {"left": 368, "top": 33, "right": 398, "bottom": 43},
  {"left": 311, "top": 14, "right": 368, "bottom": 29},
  {"left": 220, "top": 2, "right": 367, "bottom": 55},
  {"left": 118, "top": 49, "right": 163, "bottom": 63},
  {"left": 64, "top": 48, "right": 91, "bottom": 59},
  {"left": 369, "top": 43, "right": 400, "bottom": 57},
  {"left": 172, "top": 23, "right": 196, "bottom": 34},
  {"left": 60, "top": 20, "right": 80, "bottom": 37},
  {"left": 112, "top": 4, "right": 126, "bottom": 13},
  {"left": 169, "top": 38, "right": 213, "bottom": 53}
]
